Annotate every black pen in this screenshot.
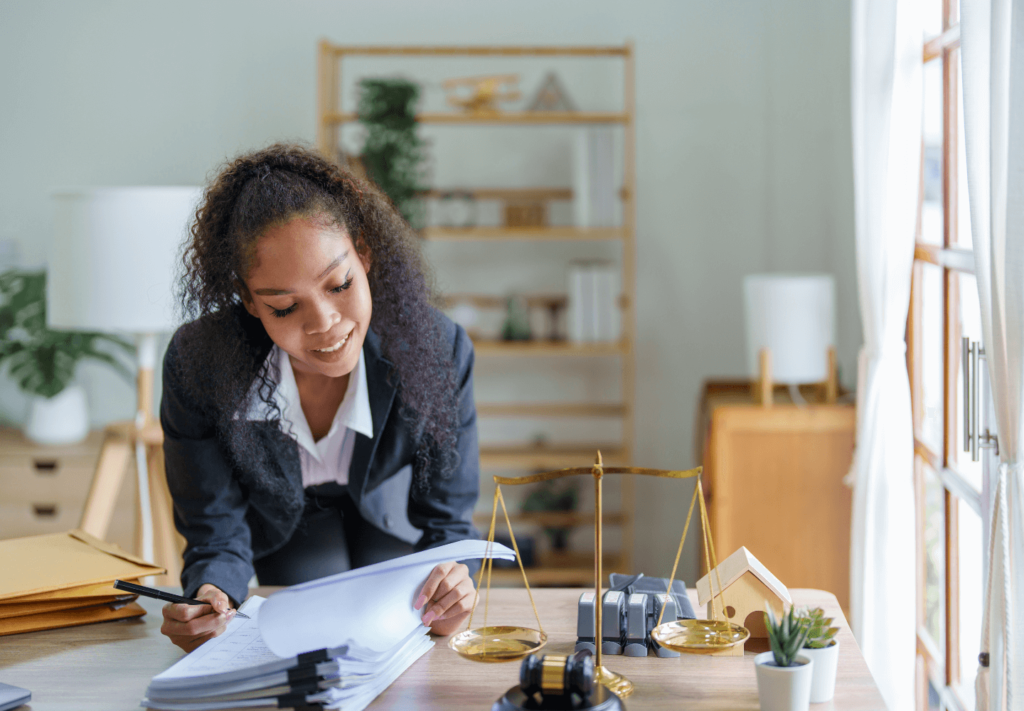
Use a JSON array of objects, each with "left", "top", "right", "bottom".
[{"left": 113, "top": 580, "right": 250, "bottom": 619}]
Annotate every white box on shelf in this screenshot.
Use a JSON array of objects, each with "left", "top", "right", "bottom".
[
  {"left": 568, "top": 261, "right": 620, "bottom": 343},
  {"left": 573, "top": 127, "right": 617, "bottom": 228}
]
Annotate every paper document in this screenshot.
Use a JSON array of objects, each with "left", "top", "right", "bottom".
[
  {"left": 144, "top": 540, "right": 512, "bottom": 711},
  {"left": 260, "top": 539, "right": 513, "bottom": 658}
]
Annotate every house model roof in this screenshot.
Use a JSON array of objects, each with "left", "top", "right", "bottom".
[{"left": 696, "top": 546, "right": 792, "bottom": 607}]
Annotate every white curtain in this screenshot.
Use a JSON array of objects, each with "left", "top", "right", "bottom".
[
  {"left": 849, "top": 0, "right": 921, "bottom": 709},
  {"left": 961, "top": 1, "right": 1024, "bottom": 707}
]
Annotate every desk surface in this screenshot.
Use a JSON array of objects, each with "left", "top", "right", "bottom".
[{"left": 0, "top": 587, "right": 885, "bottom": 710}]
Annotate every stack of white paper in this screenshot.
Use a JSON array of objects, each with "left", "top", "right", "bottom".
[{"left": 143, "top": 541, "right": 515, "bottom": 710}]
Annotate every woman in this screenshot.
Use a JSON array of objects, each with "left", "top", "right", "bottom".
[{"left": 159, "top": 144, "right": 479, "bottom": 652}]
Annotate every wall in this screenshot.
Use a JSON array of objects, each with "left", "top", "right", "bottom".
[{"left": 0, "top": 0, "right": 857, "bottom": 582}]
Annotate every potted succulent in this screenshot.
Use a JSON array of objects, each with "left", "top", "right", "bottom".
[
  {"left": 0, "top": 270, "right": 134, "bottom": 444},
  {"left": 799, "top": 606, "right": 840, "bottom": 702},
  {"left": 755, "top": 603, "right": 813, "bottom": 711}
]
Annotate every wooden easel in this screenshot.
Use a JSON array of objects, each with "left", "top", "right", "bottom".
[
  {"left": 78, "top": 364, "right": 183, "bottom": 586},
  {"left": 752, "top": 347, "right": 839, "bottom": 407}
]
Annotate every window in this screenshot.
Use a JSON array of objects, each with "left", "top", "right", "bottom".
[{"left": 909, "top": 2, "right": 989, "bottom": 709}]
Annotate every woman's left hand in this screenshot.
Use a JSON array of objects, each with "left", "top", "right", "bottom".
[{"left": 415, "top": 561, "right": 476, "bottom": 636}]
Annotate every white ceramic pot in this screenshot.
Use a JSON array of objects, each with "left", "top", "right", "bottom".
[
  {"left": 24, "top": 385, "right": 89, "bottom": 445},
  {"left": 755, "top": 651, "right": 813, "bottom": 711},
  {"left": 802, "top": 640, "right": 840, "bottom": 702}
]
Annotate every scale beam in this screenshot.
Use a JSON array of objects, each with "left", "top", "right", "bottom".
[{"left": 492, "top": 465, "right": 702, "bottom": 486}]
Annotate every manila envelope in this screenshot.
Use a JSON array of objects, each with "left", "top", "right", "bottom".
[
  {"left": 0, "top": 601, "right": 146, "bottom": 636},
  {"left": 0, "top": 530, "right": 163, "bottom": 601}
]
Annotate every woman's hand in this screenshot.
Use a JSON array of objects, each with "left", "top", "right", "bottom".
[
  {"left": 160, "top": 583, "right": 236, "bottom": 652},
  {"left": 414, "top": 561, "right": 476, "bottom": 636}
]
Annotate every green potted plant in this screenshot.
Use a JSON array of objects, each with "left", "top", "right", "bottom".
[
  {"left": 357, "top": 77, "right": 427, "bottom": 230},
  {"left": 0, "top": 270, "right": 134, "bottom": 444},
  {"left": 799, "top": 606, "right": 840, "bottom": 702},
  {"left": 755, "top": 603, "right": 813, "bottom": 711}
]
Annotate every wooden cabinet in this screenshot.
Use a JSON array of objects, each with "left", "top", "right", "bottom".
[
  {"left": 697, "top": 381, "right": 856, "bottom": 615},
  {"left": 0, "top": 428, "right": 137, "bottom": 552}
]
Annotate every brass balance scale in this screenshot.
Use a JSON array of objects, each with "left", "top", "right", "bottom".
[{"left": 448, "top": 452, "right": 749, "bottom": 697}]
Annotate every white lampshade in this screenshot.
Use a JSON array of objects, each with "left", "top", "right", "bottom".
[
  {"left": 744, "top": 274, "right": 836, "bottom": 384},
  {"left": 48, "top": 187, "right": 202, "bottom": 333}
]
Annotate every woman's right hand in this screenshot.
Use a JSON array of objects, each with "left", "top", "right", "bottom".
[{"left": 160, "top": 583, "right": 236, "bottom": 652}]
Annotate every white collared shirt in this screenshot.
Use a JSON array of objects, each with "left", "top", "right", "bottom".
[{"left": 261, "top": 345, "right": 374, "bottom": 488}]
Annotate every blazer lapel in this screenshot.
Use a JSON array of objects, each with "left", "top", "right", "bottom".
[{"left": 348, "top": 328, "right": 397, "bottom": 505}]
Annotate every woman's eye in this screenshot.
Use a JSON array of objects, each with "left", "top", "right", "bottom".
[
  {"left": 271, "top": 305, "right": 297, "bottom": 318},
  {"left": 330, "top": 277, "right": 354, "bottom": 293}
]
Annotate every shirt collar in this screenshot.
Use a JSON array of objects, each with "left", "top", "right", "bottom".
[{"left": 248, "top": 346, "right": 374, "bottom": 455}]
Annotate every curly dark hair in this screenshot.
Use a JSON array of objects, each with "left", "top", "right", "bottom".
[{"left": 175, "top": 142, "right": 457, "bottom": 492}]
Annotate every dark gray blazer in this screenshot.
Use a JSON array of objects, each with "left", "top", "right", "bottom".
[{"left": 160, "top": 317, "right": 480, "bottom": 606}]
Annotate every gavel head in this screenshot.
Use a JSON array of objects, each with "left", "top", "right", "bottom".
[{"left": 519, "top": 650, "right": 595, "bottom": 700}]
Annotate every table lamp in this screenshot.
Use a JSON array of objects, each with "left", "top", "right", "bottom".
[
  {"left": 743, "top": 274, "right": 837, "bottom": 406},
  {"left": 48, "top": 186, "right": 202, "bottom": 576}
]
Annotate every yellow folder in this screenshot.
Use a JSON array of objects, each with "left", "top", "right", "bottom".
[
  {"left": 0, "top": 601, "right": 147, "bottom": 636},
  {"left": 0, "top": 529, "right": 164, "bottom": 601}
]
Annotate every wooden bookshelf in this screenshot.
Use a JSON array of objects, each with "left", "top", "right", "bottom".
[{"left": 317, "top": 41, "right": 637, "bottom": 578}]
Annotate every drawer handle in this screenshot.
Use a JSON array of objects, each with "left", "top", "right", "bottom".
[
  {"left": 33, "top": 459, "right": 59, "bottom": 473},
  {"left": 32, "top": 504, "right": 59, "bottom": 518}
]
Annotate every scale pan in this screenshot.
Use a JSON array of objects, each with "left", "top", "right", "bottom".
[
  {"left": 651, "top": 619, "right": 750, "bottom": 654},
  {"left": 448, "top": 625, "right": 547, "bottom": 662}
]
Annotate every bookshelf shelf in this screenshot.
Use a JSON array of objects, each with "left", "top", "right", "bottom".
[
  {"left": 325, "top": 111, "right": 628, "bottom": 126},
  {"left": 479, "top": 445, "right": 629, "bottom": 470},
  {"left": 470, "top": 338, "right": 628, "bottom": 357},
  {"left": 475, "top": 402, "right": 627, "bottom": 418},
  {"left": 421, "top": 226, "right": 625, "bottom": 241}
]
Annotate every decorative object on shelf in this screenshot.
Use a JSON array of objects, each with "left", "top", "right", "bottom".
[
  {"left": 503, "top": 200, "right": 547, "bottom": 228},
  {"left": 693, "top": 546, "right": 792, "bottom": 656},
  {"left": 492, "top": 650, "right": 624, "bottom": 711},
  {"left": 799, "top": 607, "right": 840, "bottom": 703},
  {"left": 455, "top": 452, "right": 740, "bottom": 700},
  {"left": 573, "top": 127, "right": 617, "bottom": 228},
  {"left": 50, "top": 186, "right": 200, "bottom": 582},
  {"left": 0, "top": 270, "right": 134, "bottom": 445},
  {"left": 501, "top": 295, "right": 532, "bottom": 341},
  {"left": 521, "top": 478, "right": 579, "bottom": 550},
  {"left": 443, "top": 74, "right": 521, "bottom": 115},
  {"left": 357, "top": 78, "right": 427, "bottom": 229},
  {"left": 527, "top": 72, "right": 578, "bottom": 112},
  {"left": 435, "top": 190, "right": 476, "bottom": 228},
  {"left": 568, "top": 261, "right": 621, "bottom": 343},
  {"left": 755, "top": 605, "right": 813, "bottom": 711},
  {"left": 743, "top": 274, "right": 837, "bottom": 406}
]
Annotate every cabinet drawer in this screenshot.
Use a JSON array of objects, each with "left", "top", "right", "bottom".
[
  {"left": 0, "top": 464, "right": 95, "bottom": 504},
  {"left": 0, "top": 502, "right": 84, "bottom": 539}
]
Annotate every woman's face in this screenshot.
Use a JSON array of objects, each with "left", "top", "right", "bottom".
[{"left": 242, "top": 215, "right": 371, "bottom": 380}]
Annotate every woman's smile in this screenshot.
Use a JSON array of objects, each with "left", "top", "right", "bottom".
[{"left": 241, "top": 215, "right": 372, "bottom": 380}]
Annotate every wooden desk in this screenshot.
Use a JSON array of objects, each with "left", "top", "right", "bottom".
[{"left": 0, "top": 588, "right": 884, "bottom": 710}]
